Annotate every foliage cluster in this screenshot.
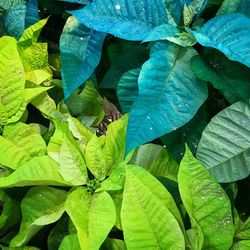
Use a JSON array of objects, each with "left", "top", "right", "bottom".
[{"left": 0, "top": 0, "right": 250, "bottom": 249}]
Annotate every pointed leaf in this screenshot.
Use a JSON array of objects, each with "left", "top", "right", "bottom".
[
  {"left": 0, "top": 156, "right": 70, "bottom": 188},
  {"left": 178, "top": 146, "right": 234, "bottom": 249},
  {"left": 10, "top": 186, "right": 67, "bottom": 247},
  {"left": 189, "top": 13, "right": 250, "bottom": 68},
  {"left": 70, "top": 0, "right": 172, "bottom": 41},
  {"left": 59, "top": 134, "right": 88, "bottom": 185},
  {"left": 196, "top": 100, "right": 250, "bottom": 182},
  {"left": 121, "top": 165, "right": 185, "bottom": 250},
  {"left": 60, "top": 16, "right": 106, "bottom": 98},
  {"left": 65, "top": 188, "right": 116, "bottom": 250},
  {"left": 126, "top": 41, "right": 208, "bottom": 153}
]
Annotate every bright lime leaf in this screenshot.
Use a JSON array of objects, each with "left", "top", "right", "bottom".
[
  {"left": 0, "top": 156, "right": 70, "bottom": 188},
  {"left": 69, "top": 0, "right": 172, "bottom": 41},
  {"left": 231, "top": 240, "right": 250, "bottom": 250},
  {"left": 129, "top": 143, "right": 179, "bottom": 181},
  {"left": 104, "top": 115, "right": 128, "bottom": 173},
  {"left": 196, "top": 100, "right": 250, "bottom": 182},
  {"left": 59, "top": 134, "right": 88, "bottom": 185},
  {"left": 126, "top": 41, "right": 208, "bottom": 153},
  {"left": 85, "top": 134, "right": 106, "bottom": 180},
  {"left": 18, "top": 17, "right": 48, "bottom": 46},
  {"left": 117, "top": 68, "right": 139, "bottom": 114},
  {"left": 24, "top": 86, "right": 53, "bottom": 103},
  {"left": 121, "top": 165, "right": 185, "bottom": 250},
  {"left": 3, "top": 122, "right": 47, "bottom": 158},
  {"left": 178, "top": 146, "right": 234, "bottom": 249},
  {"left": 60, "top": 15, "right": 106, "bottom": 98},
  {"left": 190, "top": 13, "right": 250, "bottom": 68},
  {"left": 0, "top": 135, "right": 30, "bottom": 170},
  {"left": 65, "top": 188, "right": 116, "bottom": 250},
  {"left": 59, "top": 234, "right": 81, "bottom": 250},
  {"left": 10, "top": 186, "right": 67, "bottom": 247},
  {"left": 0, "top": 36, "right": 25, "bottom": 125},
  {"left": 18, "top": 42, "right": 52, "bottom": 84}
]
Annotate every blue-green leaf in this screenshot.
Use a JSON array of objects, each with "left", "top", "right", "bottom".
[
  {"left": 116, "top": 68, "right": 139, "bottom": 114},
  {"left": 189, "top": 13, "right": 250, "bottom": 68},
  {"left": 126, "top": 41, "right": 208, "bottom": 153},
  {"left": 60, "top": 16, "right": 106, "bottom": 98},
  {"left": 69, "top": 0, "right": 172, "bottom": 41},
  {"left": 25, "top": 0, "right": 40, "bottom": 28}
]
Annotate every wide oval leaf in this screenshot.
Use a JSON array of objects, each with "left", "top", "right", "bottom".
[
  {"left": 126, "top": 41, "right": 208, "bottom": 153},
  {"left": 65, "top": 188, "right": 116, "bottom": 250},
  {"left": 178, "top": 146, "right": 234, "bottom": 250},
  {"left": 190, "top": 13, "right": 250, "bottom": 68},
  {"left": 10, "top": 186, "right": 67, "bottom": 247},
  {"left": 196, "top": 100, "right": 250, "bottom": 182}
]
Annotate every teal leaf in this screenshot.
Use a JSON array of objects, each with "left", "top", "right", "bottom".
[
  {"left": 4, "top": 3, "right": 25, "bottom": 39},
  {"left": 217, "top": 0, "right": 250, "bottom": 17},
  {"left": 69, "top": 0, "right": 172, "bottom": 41},
  {"left": 117, "top": 68, "right": 139, "bottom": 114},
  {"left": 60, "top": 16, "right": 106, "bottom": 98},
  {"left": 196, "top": 100, "right": 250, "bottom": 183},
  {"left": 25, "top": 0, "right": 40, "bottom": 28},
  {"left": 189, "top": 13, "right": 250, "bottom": 68},
  {"left": 163, "top": 0, "right": 182, "bottom": 25},
  {"left": 126, "top": 41, "right": 208, "bottom": 153},
  {"left": 143, "top": 24, "right": 196, "bottom": 47}
]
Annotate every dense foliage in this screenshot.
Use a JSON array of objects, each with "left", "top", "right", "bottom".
[{"left": 0, "top": 0, "right": 250, "bottom": 249}]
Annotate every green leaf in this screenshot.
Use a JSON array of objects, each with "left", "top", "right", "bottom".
[
  {"left": 65, "top": 188, "right": 116, "bottom": 250},
  {"left": 126, "top": 41, "right": 208, "bottom": 153},
  {"left": 121, "top": 165, "right": 185, "bottom": 250},
  {"left": 59, "top": 134, "right": 88, "bottom": 185},
  {"left": 66, "top": 81, "right": 104, "bottom": 125},
  {"left": 231, "top": 240, "right": 250, "bottom": 250},
  {"left": 1, "top": 247, "right": 40, "bottom": 250},
  {"left": 59, "top": 234, "right": 81, "bottom": 250},
  {"left": 48, "top": 215, "right": 69, "bottom": 250},
  {"left": 0, "top": 135, "right": 30, "bottom": 170},
  {"left": 116, "top": 68, "right": 139, "bottom": 114},
  {"left": 196, "top": 100, "right": 250, "bottom": 182},
  {"left": 3, "top": 122, "right": 47, "bottom": 158},
  {"left": 104, "top": 115, "right": 128, "bottom": 173},
  {"left": 102, "top": 238, "right": 127, "bottom": 250},
  {"left": 129, "top": 144, "right": 179, "bottom": 181},
  {"left": 85, "top": 135, "right": 107, "bottom": 180},
  {"left": 18, "top": 42, "right": 52, "bottom": 84},
  {"left": 236, "top": 217, "right": 250, "bottom": 240},
  {"left": 0, "top": 156, "right": 70, "bottom": 188},
  {"left": 18, "top": 18, "right": 48, "bottom": 47},
  {"left": 0, "top": 36, "right": 25, "bottom": 125},
  {"left": 24, "top": 86, "right": 53, "bottom": 103},
  {"left": 10, "top": 186, "right": 67, "bottom": 247},
  {"left": 0, "top": 190, "right": 20, "bottom": 231},
  {"left": 191, "top": 53, "right": 250, "bottom": 102},
  {"left": 178, "top": 146, "right": 234, "bottom": 250}
]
